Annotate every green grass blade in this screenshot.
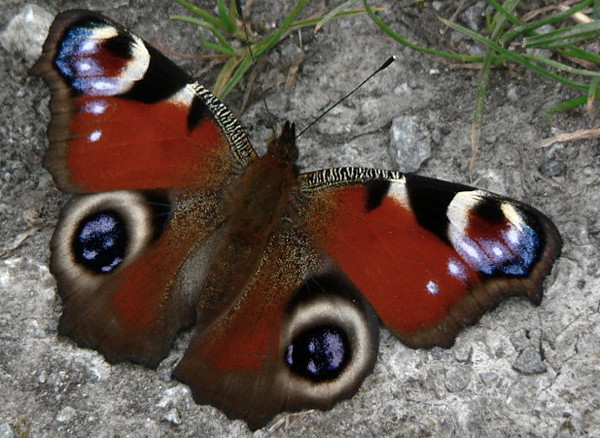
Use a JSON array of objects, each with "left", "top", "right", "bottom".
[
  {"left": 220, "top": 55, "right": 255, "bottom": 98},
  {"left": 490, "top": 0, "right": 519, "bottom": 38},
  {"left": 501, "top": 0, "right": 592, "bottom": 43},
  {"left": 172, "top": 16, "right": 234, "bottom": 54},
  {"left": 291, "top": 8, "right": 371, "bottom": 30},
  {"left": 546, "top": 95, "right": 589, "bottom": 118},
  {"left": 440, "top": 17, "right": 593, "bottom": 92},
  {"left": 199, "top": 38, "right": 235, "bottom": 56},
  {"left": 469, "top": 0, "right": 519, "bottom": 174},
  {"left": 229, "top": 0, "right": 240, "bottom": 24},
  {"left": 485, "top": 0, "right": 521, "bottom": 27},
  {"left": 253, "top": 0, "right": 310, "bottom": 59},
  {"left": 525, "top": 21, "right": 600, "bottom": 49},
  {"left": 363, "top": 0, "right": 485, "bottom": 62},
  {"left": 558, "top": 45, "right": 600, "bottom": 64},
  {"left": 172, "top": 0, "right": 222, "bottom": 27},
  {"left": 216, "top": 0, "right": 235, "bottom": 33},
  {"left": 528, "top": 54, "right": 600, "bottom": 78},
  {"left": 213, "top": 55, "right": 241, "bottom": 97},
  {"left": 470, "top": 54, "right": 492, "bottom": 173},
  {"left": 171, "top": 15, "right": 213, "bottom": 27},
  {"left": 315, "top": 0, "right": 360, "bottom": 31},
  {"left": 207, "top": 22, "right": 235, "bottom": 52}
]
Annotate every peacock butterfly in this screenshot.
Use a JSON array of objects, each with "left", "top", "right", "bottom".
[{"left": 33, "top": 10, "right": 562, "bottom": 430}]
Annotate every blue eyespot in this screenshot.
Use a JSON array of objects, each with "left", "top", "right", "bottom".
[
  {"left": 285, "top": 325, "right": 350, "bottom": 381},
  {"left": 499, "top": 223, "right": 539, "bottom": 275},
  {"left": 54, "top": 21, "right": 131, "bottom": 95},
  {"left": 55, "top": 26, "right": 96, "bottom": 79},
  {"left": 72, "top": 210, "right": 127, "bottom": 274},
  {"left": 453, "top": 222, "right": 540, "bottom": 278}
]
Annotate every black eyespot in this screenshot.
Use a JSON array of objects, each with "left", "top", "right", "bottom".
[
  {"left": 285, "top": 325, "right": 350, "bottom": 382},
  {"left": 72, "top": 210, "right": 128, "bottom": 274}
]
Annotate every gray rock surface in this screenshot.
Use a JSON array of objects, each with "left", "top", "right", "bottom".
[
  {"left": 1, "top": 1, "right": 598, "bottom": 437},
  {"left": 388, "top": 115, "right": 431, "bottom": 172}
]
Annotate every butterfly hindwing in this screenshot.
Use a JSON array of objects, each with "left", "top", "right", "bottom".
[
  {"left": 51, "top": 189, "right": 227, "bottom": 366},
  {"left": 174, "top": 225, "right": 380, "bottom": 430},
  {"left": 299, "top": 169, "right": 562, "bottom": 348}
]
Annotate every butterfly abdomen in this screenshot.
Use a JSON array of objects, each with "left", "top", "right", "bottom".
[{"left": 196, "top": 138, "right": 300, "bottom": 327}]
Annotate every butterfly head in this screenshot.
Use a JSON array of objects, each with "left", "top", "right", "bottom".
[{"left": 266, "top": 121, "right": 299, "bottom": 164}]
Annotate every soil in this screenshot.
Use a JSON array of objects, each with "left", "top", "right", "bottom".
[{"left": 0, "top": 1, "right": 598, "bottom": 437}]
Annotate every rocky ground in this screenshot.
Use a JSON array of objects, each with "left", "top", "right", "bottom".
[{"left": 0, "top": 1, "right": 598, "bottom": 437}]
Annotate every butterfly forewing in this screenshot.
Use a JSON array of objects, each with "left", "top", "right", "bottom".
[{"left": 33, "top": 9, "right": 255, "bottom": 193}]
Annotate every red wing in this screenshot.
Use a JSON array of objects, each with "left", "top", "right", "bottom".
[
  {"left": 299, "top": 169, "right": 562, "bottom": 348},
  {"left": 33, "top": 10, "right": 255, "bottom": 193},
  {"left": 34, "top": 11, "right": 253, "bottom": 366},
  {"left": 174, "top": 227, "right": 379, "bottom": 430}
]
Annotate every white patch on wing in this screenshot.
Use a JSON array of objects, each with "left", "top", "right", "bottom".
[
  {"left": 118, "top": 34, "right": 150, "bottom": 82},
  {"left": 168, "top": 84, "right": 196, "bottom": 107},
  {"left": 77, "top": 61, "right": 92, "bottom": 72},
  {"left": 91, "top": 79, "right": 119, "bottom": 92},
  {"left": 79, "top": 38, "right": 99, "bottom": 54},
  {"left": 447, "top": 190, "right": 494, "bottom": 274},
  {"left": 461, "top": 239, "right": 481, "bottom": 260},
  {"left": 88, "top": 25, "right": 119, "bottom": 41},
  {"left": 501, "top": 202, "right": 526, "bottom": 230},
  {"left": 88, "top": 130, "right": 102, "bottom": 142},
  {"left": 82, "top": 99, "right": 109, "bottom": 115},
  {"left": 426, "top": 280, "right": 440, "bottom": 295},
  {"left": 447, "top": 190, "right": 485, "bottom": 231},
  {"left": 387, "top": 177, "right": 410, "bottom": 209},
  {"left": 447, "top": 257, "right": 468, "bottom": 282}
]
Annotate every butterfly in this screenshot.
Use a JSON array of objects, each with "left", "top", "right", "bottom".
[{"left": 34, "top": 9, "right": 562, "bottom": 430}]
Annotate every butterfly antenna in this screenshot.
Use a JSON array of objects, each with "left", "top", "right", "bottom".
[{"left": 296, "top": 56, "right": 396, "bottom": 139}]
